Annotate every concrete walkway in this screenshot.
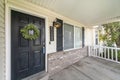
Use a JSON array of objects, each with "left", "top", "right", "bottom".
[{"left": 49, "top": 57, "right": 120, "bottom": 80}]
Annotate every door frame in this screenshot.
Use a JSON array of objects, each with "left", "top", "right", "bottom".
[{"left": 5, "top": 2, "right": 48, "bottom": 80}]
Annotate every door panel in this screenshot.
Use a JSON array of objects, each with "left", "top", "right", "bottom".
[
  {"left": 18, "top": 51, "right": 29, "bottom": 71},
  {"left": 11, "top": 10, "right": 45, "bottom": 80},
  {"left": 33, "top": 51, "right": 41, "bottom": 66},
  {"left": 18, "top": 26, "right": 29, "bottom": 47}
]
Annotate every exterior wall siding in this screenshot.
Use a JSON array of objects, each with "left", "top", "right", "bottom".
[
  {"left": 48, "top": 47, "right": 88, "bottom": 76},
  {"left": 85, "top": 27, "right": 94, "bottom": 46},
  {"left": 8, "top": 0, "right": 88, "bottom": 54},
  {"left": 0, "top": 0, "right": 5, "bottom": 80}
]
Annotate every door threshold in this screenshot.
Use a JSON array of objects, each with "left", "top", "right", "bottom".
[{"left": 22, "top": 71, "right": 49, "bottom": 80}]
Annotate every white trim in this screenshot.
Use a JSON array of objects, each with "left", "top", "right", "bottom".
[
  {"left": 5, "top": 3, "right": 49, "bottom": 80},
  {"left": 63, "top": 22, "right": 64, "bottom": 50},
  {"left": 74, "top": 25, "right": 75, "bottom": 48},
  {"left": 5, "top": 4, "right": 11, "bottom": 80}
]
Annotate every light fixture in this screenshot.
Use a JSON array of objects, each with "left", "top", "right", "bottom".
[{"left": 53, "top": 19, "right": 61, "bottom": 28}]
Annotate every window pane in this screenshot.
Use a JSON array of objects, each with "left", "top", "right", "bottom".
[
  {"left": 75, "top": 27, "right": 82, "bottom": 48},
  {"left": 64, "top": 23, "right": 74, "bottom": 50}
]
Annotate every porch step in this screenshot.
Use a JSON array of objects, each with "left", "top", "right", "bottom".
[{"left": 22, "top": 71, "right": 49, "bottom": 80}]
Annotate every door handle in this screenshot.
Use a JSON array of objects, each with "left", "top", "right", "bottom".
[
  {"left": 34, "top": 51, "right": 40, "bottom": 53},
  {"left": 43, "top": 42, "right": 45, "bottom": 46},
  {"left": 42, "top": 47, "right": 46, "bottom": 54}
]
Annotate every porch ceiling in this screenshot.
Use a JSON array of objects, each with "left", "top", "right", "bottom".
[{"left": 26, "top": 0, "right": 120, "bottom": 26}]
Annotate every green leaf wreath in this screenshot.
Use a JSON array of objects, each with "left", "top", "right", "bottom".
[{"left": 20, "top": 23, "right": 40, "bottom": 40}]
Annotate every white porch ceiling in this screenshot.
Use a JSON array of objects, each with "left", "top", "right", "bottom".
[{"left": 26, "top": 0, "right": 120, "bottom": 26}]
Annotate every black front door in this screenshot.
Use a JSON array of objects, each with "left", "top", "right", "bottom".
[{"left": 11, "top": 10, "right": 45, "bottom": 80}]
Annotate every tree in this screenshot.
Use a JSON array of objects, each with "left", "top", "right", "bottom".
[{"left": 99, "top": 22, "right": 120, "bottom": 47}]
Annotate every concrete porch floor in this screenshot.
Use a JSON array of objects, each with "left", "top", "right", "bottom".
[{"left": 49, "top": 57, "right": 120, "bottom": 80}]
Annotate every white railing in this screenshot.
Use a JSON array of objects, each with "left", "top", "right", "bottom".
[{"left": 89, "top": 45, "right": 120, "bottom": 63}]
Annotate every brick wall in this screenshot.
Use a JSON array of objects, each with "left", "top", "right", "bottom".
[
  {"left": 0, "top": 0, "right": 5, "bottom": 80},
  {"left": 48, "top": 47, "right": 88, "bottom": 76}
]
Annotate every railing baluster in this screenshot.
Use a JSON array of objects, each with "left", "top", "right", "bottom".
[
  {"left": 88, "top": 46, "right": 91, "bottom": 56},
  {"left": 104, "top": 47, "right": 106, "bottom": 59},
  {"left": 93, "top": 46, "right": 94, "bottom": 56},
  {"left": 103, "top": 47, "right": 104, "bottom": 58},
  {"left": 108, "top": 48, "right": 109, "bottom": 59},
  {"left": 97, "top": 47, "right": 98, "bottom": 56},
  {"left": 99, "top": 46, "right": 100, "bottom": 57},
  {"left": 101, "top": 47, "right": 103, "bottom": 58},
  {"left": 94, "top": 46, "right": 96, "bottom": 56},
  {"left": 103, "top": 47, "right": 105, "bottom": 58},
  {"left": 92, "top": 46, "right": 93, "bottom": 56},
  {"left": 95, "top": 47, "right": 97, "bottom": 56},
  {"left": 115, "top": 48, "right": 118, "bottom": 62},
  {"left": 111, "top": 49, "right": 113, "bottom": 60}
]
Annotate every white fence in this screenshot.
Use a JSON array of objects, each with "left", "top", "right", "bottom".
[{"left": 89, "top": 45, "right": 120, "bottom": 63}]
